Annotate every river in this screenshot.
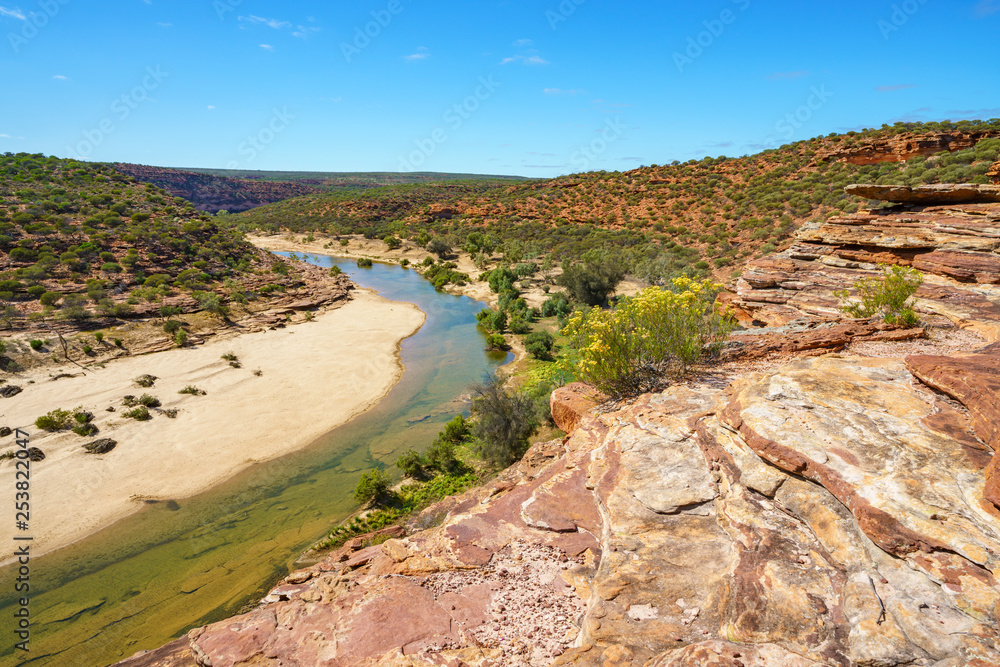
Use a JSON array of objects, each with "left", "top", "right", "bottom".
[{"left": 0, "top": 254, "right": 506, "bottom": 667}]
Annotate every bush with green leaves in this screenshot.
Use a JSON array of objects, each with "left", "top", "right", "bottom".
[
  {"left": 470, "top": 375, "right": 539, "bottom": 468},
  {"left": 557, "top": 259, "right": 626, "bottom": 307},
  {"left": 395, "top": 449, "right": 428, "bottom": 479},
  {"left": 485, "top": 333, "right": 509, "bottom": 351},
  {"left": 137, "top": 394, "right": 161, "bottom": 408},
  {"left": 35, "top": 408, "right": 73, "bottom": 431},
  {"left": 123, "top": 406, "right": 152, "bottom": 421},
  {"left": 73, "top": 423, "right": 99, "bottom": 436},
  {"left": 353, "top": 468, "right": 392, "bottom": 506},
  {"left": 178, "top": 385, "right": 206, "bottom": 396},
  {"left": 30, "top": 339, "right": 44, "bottom": 351},
  {"left": 357, "top": 257, "right": 373, "bottom": 268},
  {"left": 525, "top": 331, "right": 556, "bottom": 360},
  {"left": 541, "top": 293, "right": 573, "bottom": 319},
  {"left": 563, "top": 278, "right": 735, "bottom": 400},
  {"left": 835, "top": 264, "right": 924, "bottom": 326}
]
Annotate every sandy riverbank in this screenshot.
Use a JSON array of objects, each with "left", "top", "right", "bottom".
[{"left": 0, "top": 289, "right": 424, "bottom": 561}]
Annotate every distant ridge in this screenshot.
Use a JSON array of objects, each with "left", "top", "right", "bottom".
[{"left": 114, "top": 163, "right": 530, "bottom": 214}]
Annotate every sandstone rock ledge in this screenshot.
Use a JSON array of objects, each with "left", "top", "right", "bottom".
[
  {"left": 119, "top": 351, "right": 999, "bottom": 666},
  {"left": 119, "top": 186, "right": 1000, "bottom": 667}
]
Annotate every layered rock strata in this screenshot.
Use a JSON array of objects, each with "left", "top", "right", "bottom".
[{"left": 120, "top": 185, "right": 1000, "bottom": 666}]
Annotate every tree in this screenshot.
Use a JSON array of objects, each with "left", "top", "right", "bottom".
[
  {"left": 395, "top": 449, "right": 427, "bottom": 479},
  {"left": 557, "top": 259, "right": 626, "bottom": 307},
  {"left": 195, "top": 292, "right": 229, "bottom": 319},
  {"left": 383, "top": 235, "right": 402, "bottom": 250},
  {"left": 426, "top": 238, "right": 451, "bottom": 259},
  {"left": 39, "top": 291, "right": 61, "bottom": 307},
  {"left": 525, "top": 331, "right": 555, "bottom": 360},
  {"left": 354, "top": 468, "right": 392, "bottom": 506},
  {"left": 60, "top": 294, "right": 92, "bottom": 321},
  {"left": 471, "top": 375, "right": 539, "bottom": 468}
]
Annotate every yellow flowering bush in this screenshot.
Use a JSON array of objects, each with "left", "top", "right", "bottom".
[{"left": 562, "top": 278, "right": 734, "bottom": 399}]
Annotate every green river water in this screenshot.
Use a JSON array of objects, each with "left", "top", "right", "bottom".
[{"left": 0, "top": 254, "right": 507, "bottom": 667}]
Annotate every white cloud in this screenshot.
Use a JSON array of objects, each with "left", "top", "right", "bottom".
[
  {"left": 260, "top": 44, "right": 274, "bottom": 51},
  {"left": 0, "top": 6, "right": 26, "bottom": 20},
  {"left": 52, "top": 74, "right": 68, "bottom": 80},
  {"left": 513, "top": 38, "right": 533, "bottom": 47},
  {"left": 158, "top": 22, "right": 172, "bottom": 28},
  {"left": 501, "top": 48, "right": 550, "bottom": 66},
  {"left": 207, "top": 105, "right": 216, "bottom": 110},
  {"left": 403, "top": 46, "right": 429, "bottom": 61},
  {"left": 292, "top": 24, "right": 320, "bottom": 39},
  {"left": 240, "top": 15, "right": 291, "bottom": 29},
  {"left": 875, "top": 84, "right": 915, "bottom": 92},
  {"left": 544, "top": 88, "right": 583, "bottom": 95}
]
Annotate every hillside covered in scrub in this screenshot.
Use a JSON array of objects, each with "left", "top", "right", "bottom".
[
  {"left": 229, "top": 120, "right": 1000, "bottom": 286},
  {"left": 114, "top": 163, "right": 529, "bottom": 214},
  {"left": 0, "top": 153, "right": 349, "bottom": 342}
]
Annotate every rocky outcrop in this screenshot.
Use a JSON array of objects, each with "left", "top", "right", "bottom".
[
  {"left": 905, "top": 344, "right": 1000, "bottom": 509},
  {"left": 83, "top": 438, "right": 117, "bottom": 454},
  {"left": 988, "top": 161, "right": 1000, "bottom": 184},
  {"left": 121, "top": 184, "right": 1000, "bottom": 667},
  {"left": 846, "top": 183, "right": 1000, "bottom": 204},
  {"left": 730, "top": 185, "right": 1000, "bottom": 344},
  {"left": 0, "top": 385, "right": 22, "bottom": 398},
  {"left": 548, "top": 382, "right": 602, "bottom": 435},
  {"left": 122, "top": 350, "right": 1000, "bottom": 666},
  {"left": 814, "top": 130, "right": 1000, "bottom": 165}
]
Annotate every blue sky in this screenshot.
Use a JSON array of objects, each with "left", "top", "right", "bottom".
[{"left": 1, "top": 0, "right": 998, "bottom": 177}]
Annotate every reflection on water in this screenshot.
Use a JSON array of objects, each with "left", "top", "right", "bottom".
[{"left": 0, "top": 254, "right": 507, "bottom": 666}]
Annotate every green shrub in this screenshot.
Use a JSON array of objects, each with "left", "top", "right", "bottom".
[
  {"left": 357, "top": 258, "right": 373, "bottom": 268},
  {"left": 485, "top": 333, "right": 509, "bottom": 351},
  {"left": 441, "top": 414, "right": 470, "bottom": 443},
  {"left": 509, "top": 313, "right": 532, "bottom": 335},
  {"left": 541, "top": 293, "right": 573, "bottom": 319},
  {"left": 425, "top": 438, "right": 460, "bottom": 473},
  {"left": 35, "top": 408, "right": 72, "bottom": 431},
  {"left": 138, "top": 394, "right": 161, "bottom": 408},
  {"left": 30, "top": 339, "right": 43, "bottom": 351},
  {"left": 173, "top": 330, "right": 187, "bottom": 347},
  {"left": 395, "top": 449, "right": 427, "bottom": 479},
  {"left": 354, "top": 468, "right": 392, "bottom": 506},
  {"left": 329, "top": 265, "right": 343, "bottom": 276},
  {"left": 133, "top": 374, "right": 157, "bottom": 388},
  {"left": 39, "top": 291, "right": 61, "bottom": 306},
  {"left": 557, "top": 259, "right": 625, "bottom": 307},
  {"left": 72, "top": 423, "right": 98, "bottom": 437},
  {"left": 525, "top": 331, "right": 556, "bottom": 360},
  {"left": 470, "top": 375, "right": 539, "bottom": 468},
  {"left": 835, "top": 264, "right": 924, "bottom": 326},
  {"left": 563, "top": 278, "right": 734, "bottom": 399},
  {"left": 123, "top": 406, "right": 151, "bottom": 421},
  {"left": 163, "top": 320, "right": 181, "bottom": 335},
  {"left": 179, "top": 385, "right": 205, "bottom": 395}
]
